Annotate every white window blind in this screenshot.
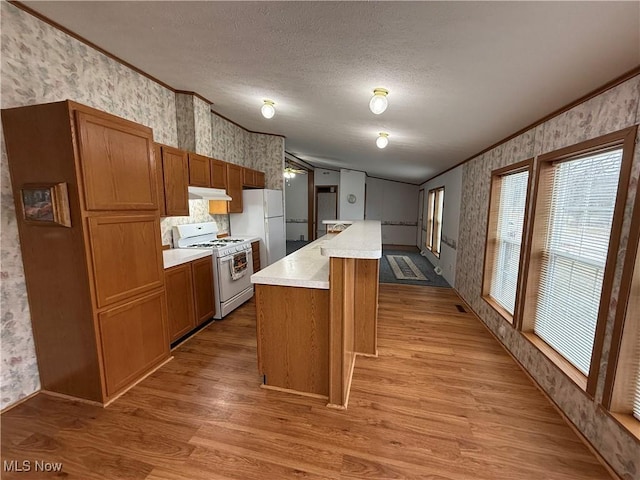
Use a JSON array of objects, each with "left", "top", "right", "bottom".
[
  {"left": 534, "top": 148, "right": 623, "bottom": 375},
  {"left": 490, "top": 170, "right": 529, "bottom": 314},
  {"left": 634, "top": 313, "right": 640, "bottom": 420},
  {"left": 426, "top": 191, "right": 435, "bottom": 249},
  {"left": 433, "top": 188, "right": 444, "bottom": 255}
]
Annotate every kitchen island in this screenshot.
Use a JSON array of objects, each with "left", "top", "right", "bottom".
[{"left": 251, "top": 220, "right": 381, "bottom": 409}]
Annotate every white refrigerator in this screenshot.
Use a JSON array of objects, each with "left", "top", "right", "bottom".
[{"left": 230, "top": 189, "right": 286, "bottom": 267}]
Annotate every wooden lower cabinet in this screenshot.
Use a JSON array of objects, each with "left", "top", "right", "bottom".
[
  {"left": 192, "top": 257, "right": 215, "bottom": 325},
  {"left": 251, "top": 241, "right": 261, "bottom": 273},
  {"left": 98, "top": 289, "right": 169, "bottom": 397},
  {"left": 165, "top": 263, "right": 196, "bottom": 342},
  {"left": 165, "top": 257, "right": 215, "bottom": 343}
]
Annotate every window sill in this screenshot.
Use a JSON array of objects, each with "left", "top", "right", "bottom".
[
  {"left": 482, "top": 295, "right": 514, "bottom": 324},
  {"left": 608, "top": 412, "right": 640, "bottom": 443},
  {"left": 521, "top": 332, "right": 588, "bottom": 392}
]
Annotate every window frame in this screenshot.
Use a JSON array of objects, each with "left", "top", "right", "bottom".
[
  {"left": 601, "top": 150, "right": 640, "bottom": 439},
  {"left": 425, "top": 186, "right": 445, "bottom": 257},
  {"left": 481, "top": 159, "right": 533, "bottom": 325},
  {"left": 518, "top": 126, "right": 637, "bottom": 396}
]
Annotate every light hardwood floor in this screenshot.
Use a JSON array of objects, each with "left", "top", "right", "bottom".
[{"left": 1, "top": 284, "right": 613, "bottom": 479}]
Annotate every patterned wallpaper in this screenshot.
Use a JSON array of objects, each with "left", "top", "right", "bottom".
[
  {"left": 194, "top": 96, "right": 213, "bottom": 157},
  {"left": 0, "top": 2, "right": 180, "bottom": 409},
  {"left": 159, "top": 202, "right": 229, "bottom": 247},
  {"left": 455, "top": 76, "right": 640, "bottom": 479},
  {"left": 175, "top": 93, "right": 195, "bottom": 152}
]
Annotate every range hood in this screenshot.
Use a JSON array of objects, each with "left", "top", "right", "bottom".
[{"left": 188, "top": 186, "right": 232, "bottom": 201}]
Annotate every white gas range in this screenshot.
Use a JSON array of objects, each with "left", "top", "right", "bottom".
[{"left": 172, "top": 222, "right": 254, "bottom": 319}]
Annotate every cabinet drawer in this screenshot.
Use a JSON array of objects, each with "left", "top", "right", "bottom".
[
  {"left": 98, "top": 289, "right": 169, "bottom": 397},
  {"left": 88, "top": 215, "right": 164, "bottom": 308},
  {"left": 76, "top": 110, "right": 157, "bottom": 211}
]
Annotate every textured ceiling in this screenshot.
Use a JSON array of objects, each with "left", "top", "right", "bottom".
[{"left": 22, "top": 1, "right": 640, "bottom": 183}]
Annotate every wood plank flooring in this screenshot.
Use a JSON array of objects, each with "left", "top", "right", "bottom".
[{"left": 1, "top": 284, "right": 613, "bottom": 479}]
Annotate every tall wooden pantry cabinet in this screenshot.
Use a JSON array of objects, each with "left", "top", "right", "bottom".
[{"left": 2, "top": 100, "right": 170, "bottom": 405}]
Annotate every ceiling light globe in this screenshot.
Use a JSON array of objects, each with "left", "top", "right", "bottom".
[
  {"left": 369, "top": 88, "right": 389, "bottom": 115},
  {"left": 376, "top": 133, "right": 389, "bottom": 149},
  {"left": 261, "top": 100, "right": 275, "bottom": 119}
]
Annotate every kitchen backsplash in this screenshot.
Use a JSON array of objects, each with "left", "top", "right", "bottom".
[{"left": 160, "top": 200, "right": 229, "bottom": 247}]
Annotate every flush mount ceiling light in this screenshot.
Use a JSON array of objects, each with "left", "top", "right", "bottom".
[
  {"left": 376, "top": 132, "right": 389, "bottom": 149},
  {"left": 261, "top": 100, "right": 275, "bottom": 119},
  {"left": 369, "top": 88, "right": 389, "bottom": 115}
]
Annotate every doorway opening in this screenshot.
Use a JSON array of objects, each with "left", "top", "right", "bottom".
[{"left": 315, "top": 185, "right": 338, "bottom": 240}]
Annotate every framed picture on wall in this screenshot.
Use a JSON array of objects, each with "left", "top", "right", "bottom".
[{"left": 20, "top": 182, "right": 71, "bottom": 227}]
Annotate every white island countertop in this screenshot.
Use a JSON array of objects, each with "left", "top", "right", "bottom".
[
  {"left": 163, "top": 248, "right": 211, "bottom": 269},
  {"left": 251, "top": 220, "right": 381, "bottom": 289}
]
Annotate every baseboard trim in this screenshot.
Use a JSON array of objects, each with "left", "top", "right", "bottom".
[
  {"left": 260, "top": 383, "right": 328, "bottom": 400},
  {"left": 0, "top": 390, "right": 41, "bottom": 414}
]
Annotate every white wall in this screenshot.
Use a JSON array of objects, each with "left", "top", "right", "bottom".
[
  {"left": 339, "top": 169, "right": 366, "bottom": 220},
  {"left": 285, "top": 173, "right": 308, "bottom": 240},
  {"left": 419, "top": 166, "right": 462, "bottom": 286},
  {"left": 366, "top": 177, "right": 419, "bottom": 245},
  {"left": 315, "top": 168, "right": 340, "bottom": 186}
]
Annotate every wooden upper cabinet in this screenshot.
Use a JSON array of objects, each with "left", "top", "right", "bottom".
[
  {"left": 88, "top": 214, "right": 165, "bottom": 308},
  {"left": 241, "top": 167, "right": 266, "bottom": 188},
  {"left": 210, "top": 158, "right": 227, "bottom": 189},
  {"left": 242, "top": 167, "right": 256, "bottom": 187},
  {"left": 161, "top": 145, "right": 189, "bottom": 216},
  {"left": 165, "top": 263, "right": 196, "bottom": 342},
  {"left": 192, "top": 257, "right": 215, "bottom": 325},
  {"left": 188, "top": 153, "right": 211, "bottom": 187},
  {"left": 98, "top": 289, "right": 169, "bottom": 396},
  {"left": 255, "top": 170, "right": 266, "bottom": 188},
  {"left": 75, "top": 110, "right": 157, "bottom": 211},
  {"left": 226, "top": 164, "right": 244, "bottom": 213}
]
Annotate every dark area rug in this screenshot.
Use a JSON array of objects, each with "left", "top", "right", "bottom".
[
  {"left": 380, "top": 249, "right": 450, "bottom": 287},
  {"left": 286, "top": 240, "right": 309, "bottom": 255}
]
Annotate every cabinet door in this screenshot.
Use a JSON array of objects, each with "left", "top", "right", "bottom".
[
  {"left": 188, "top": 153, "right": 211, "bottom": 187},
  {"left": 242, "top": 168, "right": 256, "bottom": 187},
  {"left": 255, "top": 171, "right": 266, "bottom": 188},
  {"left": 76, "top": 110, "right": 157, "bottom": 211},
  {"left": 162, "top": 146, "right": 189, "bottom": 216},
  {"left": 98, "top": 289, "right": 169, "bottom": 397},
  {"left": 210, "top": 159, "right": 227, "bottom": 189},
  {"left": 155, "top": 144, "right": 167, "bottom": 216},
  {"left": 165, "top": 263, "right": 196, "bottom": 342},
  {"left": 251, "top": 241, "right": 261, "bottom": 273},
  {"left": 88, "top": 215, "right": 164, "bottom": 308},
  {"left": 226, "top": 164, "right": 244, "bottom": 213},
  {"left": 192, "top": 257, "right": 215, "bottom": 325}
]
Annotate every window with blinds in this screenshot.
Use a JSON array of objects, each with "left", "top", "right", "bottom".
[
  {"left": 487, "top": 170, "right": 529, "bottom": 315},
  {"left": 433, "top": 188, "right": 444, "bottom": 256},
  {"left": 425, "top": 187, "right": 444, "bottom": 256},
  {"left": 426, "top": 190, "right": 435, "bottom": 250},
  {"left": 533, "top": 148, "right": 623, "bottom": 376}
]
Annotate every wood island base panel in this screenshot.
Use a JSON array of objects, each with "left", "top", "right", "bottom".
[{"left": 252, "top": 220, "right": 382, "bottom": 408}]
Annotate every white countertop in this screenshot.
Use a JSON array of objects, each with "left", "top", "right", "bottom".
[
  {"left": 251, "top": 220, "right": 382, "bottom": 289},
  {"left": 251, "top": 235, "right": 335, "bottom": 289},
  {"left": 320, "top": 220, "right": 382, "bottom": 259},
  {"left": 163, "top": 248, "right": 212, "bottom": 269}
]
